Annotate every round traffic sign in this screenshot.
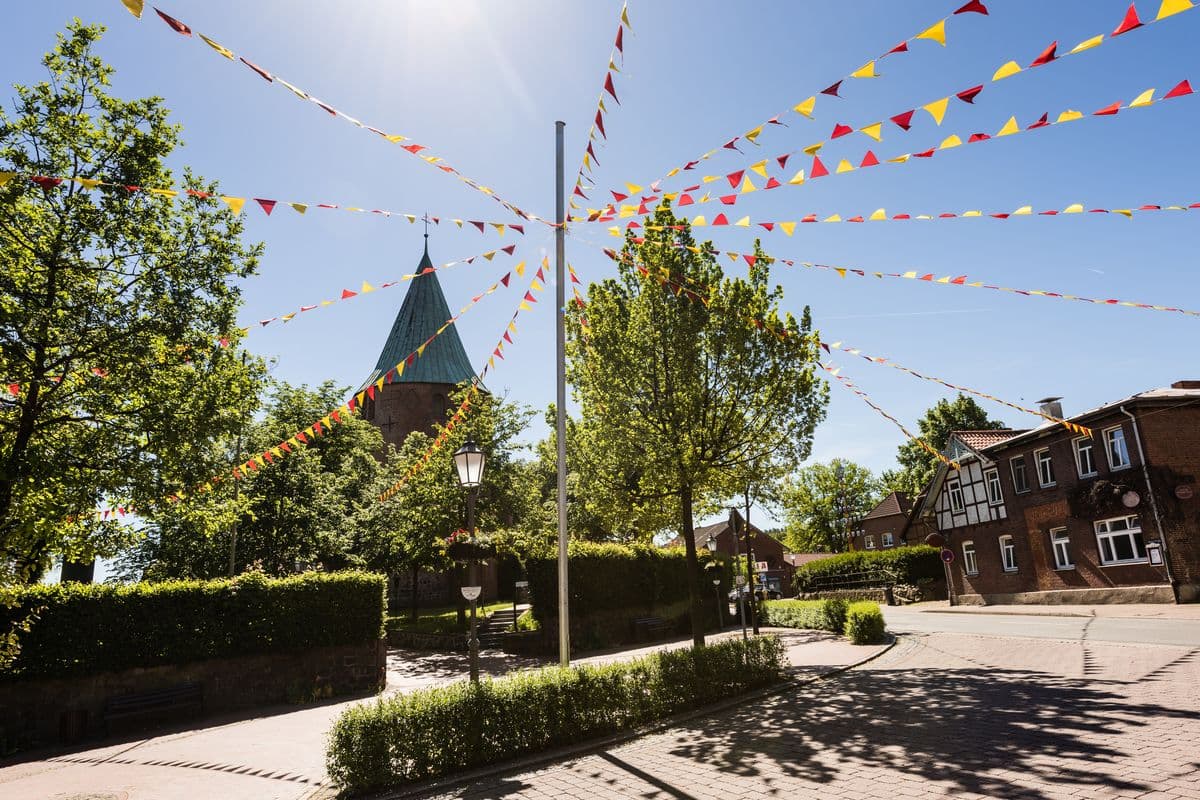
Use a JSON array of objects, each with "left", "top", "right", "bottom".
[{"left": 940, "top": 548, "right": 955, "bottom": 564}]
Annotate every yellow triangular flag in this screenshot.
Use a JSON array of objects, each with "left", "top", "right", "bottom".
[
  {"left": 147, "top": 188, "right": 177, "bottom": 198},
  {"left": 1157, "top": 0, "right": 1194, "bottom": 19},
  {"left": 745, "top": 126, "right": 763, "bottom": 144},
  {"left": 607, "top": 226, "right": 621, "bottom": 237},
  {"left": 621, "top": 4, "right": 631, "bottom": 28},
  {"left": 531, "top": 279, "right": 544, "bottom": 291},
  {"left": 788, "top": 169, "right": 805, "bottom": 185},
  {"left": 515, "top": 261, "right": 526, "bottom": 276},
  {"left": 692, "top": 216, "right": 707, "bottom": 226},
  {"left": 1056, "top": 109, "right": 1084, "bottom": 123},
  {"left": 666, "top": 168, "right": 680, "bottom": 177},
  {"left": 1013, "top": 205, "right": 1033, "bottom": 216},
  {"left": 922, "top": 97, "right": 950, "bottom": 125},
  {"left": 290, "top": 203, "right": 307, "bottom": 214},
  {"left": 702, "top": 175, "right": 720, "bottom": 183},
  {"left": 962, "top": 210, "right": 982, "bottom": 217},
  {"left": 902, "top": 271, "right": 918, "bottom": 279},
  {"left": 199, "top": 34, "right": 235, "bottom": 60},
  {"left": 734, "top": 216, "right": 751, "bottom": 227},
  {"left": 120, "top": 0, "right": 144, "bottom": 17},
  {"left": 1063, "top": 203, "right": 1084, "bottom": 214},
  {"left": 869, "top": 209, "right": 887, "bottom": 221},
  {"left": 824, "top": 214, "right": 842, "bottom": 223},
  {"left": 794, "top": 97, "right": 816, "bottom": 118},
  {"left": 802, "top": 142, "right": 824, "bottom": 156},
  {"left": 992, "top": 61, "right": 1022, "bottom": 81},
  {"left": 1113, "top": 209, "right": 1133, "bottom": 218},
  {"left": 749, "top": 160, "right": 769, "bottom": 178},
  {"left": 835, "top": 268, "right": 847, "bottom": 278},
  {"left": 375, "top": 377, "right": 385, "bottom": 391},
  {"left": 835, "top": 160, "right": 854, "bottom": 174},
  {"left": 939, "top": 134, "right": 962, "bottom": 150},
  {"left": 74, "top": 177, "right": 102, "bottom": 190},
  {"left": 780, "top": 221, "right": 797, "bottom": 236},
  {"left": 996, "top": 116, "right": 1020, "bottom": 137},
  {"left": 1069, "top": 35, "right": 1104, "bottom": 54},
  {"left": 361, "top": 281, "right": 375, "bottom": 293},
  {"left": 278, "top": 79, "right": 309, "bottom": 100},
  {"left": 916, "top": 19, "right": 946, "bottom": 46},
  {"left": 851, "top": 61, "right": 877, "bottom": 79},
  {"left": 519, "top": 301, "right": 532, "bottom": 311},
  {"left": 625, "top": 183, "right": 643, "bottom": 194},
  {"left": 888, "top": 154, "right": 911, "bottom": 163},
  {"left": 220, "top": 196, "right": 246, "bottom": 214},
  {"left": 859, "top": 122, "right": 883, "bottom": 142},
  {"left": 1129, "top": 88, "right": 1156, "bottom": 108}
]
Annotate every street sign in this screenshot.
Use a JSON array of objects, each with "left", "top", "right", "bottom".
[
  {"left": 514, "top": 580, "right": 529, "bottom": 588},
  {"left": 734, "top": 575, "right": 747, "bottom": 586},
  {"left": 940, "top": 548, "right": 955, "bottom": 564},
  {"left": 755, "top": 561, "right": 769, "bottom": 573}
]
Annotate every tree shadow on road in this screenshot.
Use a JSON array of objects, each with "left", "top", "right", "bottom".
[{"left": 663, "top": 658, "right": 1198, "bottom": 799}]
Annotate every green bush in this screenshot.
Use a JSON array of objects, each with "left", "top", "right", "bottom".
[
  {"left": 514, "top": 608, "right": 540, "bottom": 632},
  {"left": 326, "top": 635, "right": 786, "bottom": 793},
  {"left": 844, "top": 601, "right": 886, "bottom": 645},
  {"left": 792, "top": 546, "right": 942, "bottom": 593},
  {"left": 1, "top": 571, "right": 385, "bottom": 681},
  {"left": 760, "top": 598, "right": 847, "bottom": 632}
]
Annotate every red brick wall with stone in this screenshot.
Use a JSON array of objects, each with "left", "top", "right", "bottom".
[
  {"left": 859, "top": 513, "right": 907, "bottom": 551},
  {"left": 1137, "top": 404, "right": 1200, "bottom": 596},
  {"left": 365, "top": 381, "right": 458, "bottom": 450}
]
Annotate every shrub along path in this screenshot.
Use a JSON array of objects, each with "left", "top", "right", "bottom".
[{"left": 0, "top": 627, "right": 884, "bottom": 800}]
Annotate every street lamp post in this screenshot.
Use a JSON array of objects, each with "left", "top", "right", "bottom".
[
  {"left": 704, "top": 535, "right": 723, "bottom": 631},
  {"left": 453, "top": 439, "right": 487, "bottom": 685}
]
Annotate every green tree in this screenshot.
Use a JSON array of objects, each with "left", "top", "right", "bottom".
[
  {"left": 0, "top": 23, "right": 261, "bottom": 583},
  {"left": 781, "top": 459, "right": 881, "bottom": 553},
  {"left": 566, "top": 202, "right": 828, "bottom": 647},
  {"left": 882, "top": 394, "right": 1005, "bottom": 497}
]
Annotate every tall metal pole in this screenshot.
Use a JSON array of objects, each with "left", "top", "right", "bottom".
[
  {"left": 228, "top": 351, "right": 247, "bottom": 577},
  {"left": 555, "top": 120, "right": 570, "bottom": 667},
  {"left": 731, "top": 507, "right": 747, "bottom": 640},
  {"left": 467, "top": 490, "right": 479, "bottom": 684}
]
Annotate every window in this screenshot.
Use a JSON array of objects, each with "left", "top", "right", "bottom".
[
  {"left": 962, "top": 541, "right": 979, "bottom": 575},
  {"left": 1010, "top": 457, "right": 1029, "bottom": 494},
  {"left": 1035, "top": 448, "right": 1055, "bottom": 487},
  {"left": 985, "top": 468, "right": 1003, "bottom": 505},
  {"left": 999, "top": 535, "right": 1018, "bottom": 572},
  {"left": 882, "top": 532, "right": 894, "bottom": 547},
  {"left": 1050, "top": 528, "right": 1073, "bottom": 570},
  {"left": 1106, "top": 426, "right": 1131, "bottom": 470},
  {"left": 864, "top": 534, "right": 875, "bottom": 550},
  {"left": 1074, "top": 437, "right": 1097, "bottom": 478},
  {"left": 948, "top": 479, "right": 965, "bottom": 512},
  {"left": 1094, "top": 515, "right": 1146, "bottom": 565}
]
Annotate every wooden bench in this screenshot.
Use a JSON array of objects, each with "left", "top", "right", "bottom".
[
  {"left": 104, "top": 682, "right": 203, "bottom": 733},
  {"left": 632, "top": 616, "right": 672, "bottom": 642}
]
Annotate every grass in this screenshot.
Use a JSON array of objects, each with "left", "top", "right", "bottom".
[{"left": 386, "top": 601, "right": 514, "bottom": 636}]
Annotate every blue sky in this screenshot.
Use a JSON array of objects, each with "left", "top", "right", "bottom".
[{"left": 6, "top": 1, "right": 1200, "bottom": 527}]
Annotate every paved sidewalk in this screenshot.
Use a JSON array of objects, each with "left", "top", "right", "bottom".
[
  {"left": 0, "top": 628, "right": 872, "bottom": 800},
  {"left": 910, "top": 599, "right": 1200, "bottom": 619}
]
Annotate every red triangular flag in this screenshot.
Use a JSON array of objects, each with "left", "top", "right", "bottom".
[
  {"left": 764, "top": 176, "right": 781, "bottom": 189},
  {"left": 860, "top": 150, "right": 879, "bottom": 167},
  {"left": 954, "top": 0, "right": 988, "bottom": 14},
  {"left": 719, "top": 195, "right": 737, "bottom": 205},
  {"left": 367, "top": 385, "right": 376, "bottom": 400},
  {"left": 743, "top": 254, "right": 757, "bottom": 267},
  {"left": 586, "top": 142, "right": 599, "bottom": 166},
  {"left": 615, "top": 24, "right": 624, "bottom": 53},
  {"left": 512, "top": 224, "right": 524, "bottom": 234},
  {"left": 801, "top": 214, "right": 817, "bottom": 223},
  {"left": 678, "top": 193, "right": 694, "bottom": 206},
  {"left": 1165, "top": 79, "right": 1194, "bottom": 99},
  {"left": 500, "top": 273, "right": 511, "bottom": 287},
  {"left": 1112, "top": 3, "right": 1143, "bottom": 35},
  {"left": 726, "top": 170, "right": 745, "bottom": 188},
  {"left": 810, "top": 156, "right": 829, "bottom": 178},
  {"left": 502, "top": 244, "right": 516, "bottom": 255},
  {"left": 255, "top": 198, "right": 276, "bottom": 215},
  {"left": 821, "top": 81, "right": 843, "bottom": 97},
  {"left": 524, "top": 291, "right": 537, "bottom": 302},
  {"left": 1093, "top": 101, "right": 1121, "bottom": 116},
  {"left": 155, "top": 8, "right": 192, "bottom": 35},
  {"left": 892, "top": 214, "right": 911, "bottom": 220},
  {"left": 776, "top": 154, "right": 790, "bottom": 170},
  {"left": 886, "top": 41, "right": 909, "bottom": 55},
  {"left": 341, "top": 288, "right": 357, "bottom": 299},
  {"left": 470, "top": 220, "right": 485, "bottom": 233},
  {"left": 712, "top": 213, "right": 729, "bottom": 225},
  {"left": 890, "top": 110, "right": 915, "bottom": 130},
  {"left": 1030, "top": 42, "right": 1057, "bottom": 67},
  {"left": 611, "top": 190, "right": 628, "bottom": 202},
  {"left": 594, "top": 110, "right": 606, "bottom": 139},
  {"left": 1027, "top": 112, "right": 1050, "bottom": 129},
  {"left": 847, "top": 216, "right": 864, "bottom": 223},
  {"left": 831, "top": 123, "right": 853, "bottom": 138},
  {"left": 603, "top": 72, "right": 620, "bottom": 105},
  {"left": 968, "top": 132, "right": 991, "bottom": 143},
  {"left": 759, "top": 222, "right": 775, "bottom": 231},
  {"left": 956, "top": 85, "right": 983, "bottom": 103},
  {"left": 240, "top": 57, "right": 273, "bottom": 82}
]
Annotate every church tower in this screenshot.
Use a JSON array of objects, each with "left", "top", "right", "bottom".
[{"left": 359, "top": 237, "right": 476, "bottom": 451}]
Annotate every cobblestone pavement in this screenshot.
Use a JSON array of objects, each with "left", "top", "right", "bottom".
[{"left": 427, "top": 630, "right": 1200, "bottom": 800}]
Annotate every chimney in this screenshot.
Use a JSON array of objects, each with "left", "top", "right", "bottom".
[
  {"left": 1036, "top": 396, "right": 1063, "bottom": 419},
  {"left": 1171, "top": 380, "right": 1200, "bottom": 389}
]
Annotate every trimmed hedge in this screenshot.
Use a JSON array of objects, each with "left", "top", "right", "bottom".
[
  {"left": 326, "top": 635, "right": 785, "bottom": 793},
  {"left": 760, "top": 598, "right": 847, "bottom": 632},
  {"left": 792, "top": 545, "right": 942, "bottom": 592},
  {"left": 1, "top": 570, "right": 385, "bottom": 681},
  {"left": 844, "top": 601, "right": 886, "bottom": 645}
]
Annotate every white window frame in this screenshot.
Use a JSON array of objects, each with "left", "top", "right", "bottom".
[
  {"left": 1094, "top": 515, "right": 1147, "bottom": 566},
  {"left": 1105, "top": 425, "right": 1131, "bottom": 471},
  {"left": 962, "top": 541, "right": 979, "bottom": 576},
  {"left": 1074, "top": 436, "right": 1098, "bottom": 479},
  {"left": 984, "top": 468, "right": 1003, "bottom": 506},
  {"left": 881, "top": 532, "right": 894, "bottom": 548},
  {"left": 1010, "top": 456, "right": 1029, "bottom": 494},
  {"left": 999, "top": 535, "right": 1018, "bottom": 572},
  {"left": 947, "top": 479, "right": 965, "bottom": 513},
  {"left": 1035, "top": 448, "right": 1056, "bottom": 488},
  {"left": 864, "top": 534, "right": 875, "bottom": 550},
  {"left": 1050, "top": 527, "right": 1073, "bottom": 570}
]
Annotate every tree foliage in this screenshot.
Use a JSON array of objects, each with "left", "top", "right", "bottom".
[
  {"left": 781, "top": 459, "right": 881, "bottom": 553},
  {"left": 882, "top": 394, "right": 1005, "bottom": 497},
  {"left": 0, "top": 23, "right": 261, "bottom": 582},
  {"left": 566, "top": 202, "right": 828, "bottom": 646}
]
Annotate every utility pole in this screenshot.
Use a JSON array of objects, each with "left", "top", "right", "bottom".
[
  {"left": 555, "top": 120, "right": 570, "bottom": 667},
  {"left": 730, "top": 506, "right": 747, "bottom": 640},
  {"left": 742, "top": 496, "right": 759, "bottom": 635},
  {"left": 228, "top": 351, "right": 247, "bottom": 577}
]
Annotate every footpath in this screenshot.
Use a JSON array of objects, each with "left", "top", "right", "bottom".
[
  {"left": 0, "top": 627, "right": 885, "bottom": 800},
  {"left": 911, "top": 599, "right": 1200, "bottom": 619}
]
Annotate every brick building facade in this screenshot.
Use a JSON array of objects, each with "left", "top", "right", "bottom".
[
  {"left": 666, "top": 510, "right": 794, "bottom": 594},
  {"left": 917, "top": 382, "right": 1200, "bottom": 605},
  {"left": 850, "top": 491, "right": 933, "bottom": 552}
]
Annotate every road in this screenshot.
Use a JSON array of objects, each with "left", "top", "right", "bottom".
[{"left": 421, "top": 607, "right": 1200, "bottom": 800}]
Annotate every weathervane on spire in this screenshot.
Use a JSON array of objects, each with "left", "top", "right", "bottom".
[{"left": 422, "top": 213, "right": 430, "bottom": 241}]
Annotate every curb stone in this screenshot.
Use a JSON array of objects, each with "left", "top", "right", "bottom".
[
  {"left": 922, "top": 608, "right": 1095, "bottom": 619},
  {"left": 348, "top": 632, "right": 898, "bottom": 800}
]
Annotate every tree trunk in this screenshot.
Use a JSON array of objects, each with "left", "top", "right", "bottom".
[
  {"left": 409, "top": 565, "right": 420, "bottom": 623},
  {"left": 679, "top": 484, "right": 705, "bottom": 649}
]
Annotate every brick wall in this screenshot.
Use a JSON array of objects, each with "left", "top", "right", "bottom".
[
  {"left": 364, "top": 381, "right": 456, "bottom": 450},
  {"left": 1138, "top": 405, "right": 1200, "bottom": 599}
]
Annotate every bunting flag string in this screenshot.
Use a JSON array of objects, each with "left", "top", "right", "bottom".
[
  {"left": 378, "top": 262, "right": 550, "bottom": 501},
  {"left": 590, "top": 1, "right": 990, "bottom": 211},
  {"left": 824, "top": 364, "right": 961, "bottom": 469},
  {"left": 604, "top": 235, "right": 1200, "bottom": 319},
  {"left": 575, "top": 78, "right": 1195, "bottom": 222},
  {"left": 0, "top": 170, "right": 527, "bottom": 234},
  {"left": 585, "top": 0, "right": 1194, "bottom": 215},
  {"left": 625, "top": 197, "right": 1200, "bottom": 232},
  {"left": 570, "top": 3, "right": 632, "bottom": 212},
  {"left": 119, "top": 1, "right": 546, "bottom": 225}
]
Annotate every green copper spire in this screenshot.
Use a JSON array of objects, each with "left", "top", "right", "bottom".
[{"left": 361, "top": 239, "right": 476, "bottom": 388}]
